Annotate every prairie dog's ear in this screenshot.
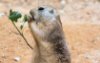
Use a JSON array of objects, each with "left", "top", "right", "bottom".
[{"left": 56, "top": 15, "right": 62, "bottom": 27}]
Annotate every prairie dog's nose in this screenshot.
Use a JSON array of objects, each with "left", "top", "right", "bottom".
[{"left": 38, "top": 7, "right": 44, "bottom": 11}]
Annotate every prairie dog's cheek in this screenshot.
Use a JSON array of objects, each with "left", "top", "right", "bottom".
[{"left": 41, "top": 10, "right": 57, "bottom": 22}]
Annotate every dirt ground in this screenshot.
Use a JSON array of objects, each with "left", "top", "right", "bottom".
[{"left": 0, "top": 0, "right": 100, "bottom": 63}]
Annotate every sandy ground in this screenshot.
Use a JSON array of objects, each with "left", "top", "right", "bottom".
[{"left": 0, "top": 0, "right": 100, "bottom": 63}]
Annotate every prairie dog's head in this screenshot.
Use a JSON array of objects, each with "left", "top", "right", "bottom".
[
  {"left": 29, "top": 6, "right": 62, "bottom": 40},
  {"left": 30, "top": 6, "right": 59, "bottom": 22}
]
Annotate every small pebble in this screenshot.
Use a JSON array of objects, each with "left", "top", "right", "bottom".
[
  {"left": 0, "top": 12, "right": 5, "bottom": 18},
  {"left": 60, "top": 0, "right": 66, "bottom": 5},
  {"left": 14, "top": 56, "right": 20, "bottom": 62}
]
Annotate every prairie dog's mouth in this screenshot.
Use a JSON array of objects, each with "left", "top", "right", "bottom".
[
  {"left": 30, "top": 10, "right": 35, "bottom": 21},
  {"left": 29, "top": 8, "right": 41, "bottom": 22}
]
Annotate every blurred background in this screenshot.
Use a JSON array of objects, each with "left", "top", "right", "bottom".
[{"left": 0, "top": 0, "right": 100, "bottom": 63}]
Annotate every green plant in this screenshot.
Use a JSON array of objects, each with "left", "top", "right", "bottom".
[{"left": 9, "top": 9, "right": 33, "bottom": 50}]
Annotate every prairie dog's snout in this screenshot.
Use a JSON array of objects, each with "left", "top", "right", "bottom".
[{"left": 30, "top": 6, "right": 58, "bottom": 22}]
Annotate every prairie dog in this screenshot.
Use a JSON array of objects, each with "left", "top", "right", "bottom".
[{"left": 28, "top": 6, "right": 71, "bottom": 63}]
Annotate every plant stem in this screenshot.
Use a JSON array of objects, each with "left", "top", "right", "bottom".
[{"left": 12, "top": 22, "right": 33, "bottom": 50}]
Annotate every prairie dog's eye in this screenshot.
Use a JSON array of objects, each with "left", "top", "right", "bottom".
[
  {"left": 49, "top": 10, "right": 54, "bottom": 14},
  {"left": 38, "top": 7, "right": 44, "bottom": 11}
]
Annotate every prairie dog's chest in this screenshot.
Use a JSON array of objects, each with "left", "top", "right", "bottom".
[
  {"left": 39, "top": 41, "right": 54, "bottom": 55},
  {"left": 38, "top": 41, "right": 58, "bottom": 63}
]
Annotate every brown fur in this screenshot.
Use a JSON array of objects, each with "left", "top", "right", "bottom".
[{"left": 28, "top": 6, "right": 71, "bottom": 63}]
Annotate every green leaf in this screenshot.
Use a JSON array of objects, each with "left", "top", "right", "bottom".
[
  {"left": 23, "top": 15, "right": 28, "bottom": 22},
  {"left": 10, "top": 9, "right": 13, "bottom": 15},
  {"left": 20, "top": 25, "right": 23, "bottom": 30},
  {"left": 9, "top": 9, "right": 22, "bottom": 22}
]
